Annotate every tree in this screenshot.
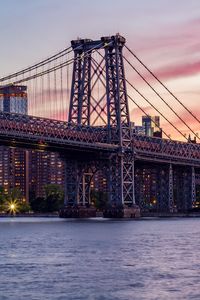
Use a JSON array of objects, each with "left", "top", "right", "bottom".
[
  {"left": 0, "top": 186, "right": 6, "bottom": 212},
  {"left": 18, "top": 201, "right": 31, "bottom": 213},
  {"left": 0, "top": 186, "right": 5, "bottom": 204},
  {"left": 5, "top": 187, "right": 22, "bottom": 202},
  {"left": 30, "top": 197, "right": 46, "bottom": 213},
  {"left": 29, "top": 184, "right": 64, "bottom": 213},
  {"left": 44, "top": 184, "right": 64, "bottom": 212}
]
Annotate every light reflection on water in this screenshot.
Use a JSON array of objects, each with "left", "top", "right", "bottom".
[{"left": 0, "top": 217, "right": 200, "bottom": 300}]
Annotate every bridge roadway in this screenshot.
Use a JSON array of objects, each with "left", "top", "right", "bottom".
[{"left": 0, "top": 111, "right": 200, "bottom": 167}]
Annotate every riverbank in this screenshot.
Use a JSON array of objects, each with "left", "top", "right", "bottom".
[
  {"left": 0, "top": 213, "right": 59, "bottom": 217},
  {"left": 141, "top": 212, "right": 200, "bottom": 218},
  {"left": 1, "top": 211, "right": 200, "bottom": 218}
]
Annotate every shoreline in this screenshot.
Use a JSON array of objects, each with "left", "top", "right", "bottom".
[
  {"left": 0, "top": 212, "right": 200, "bottom": 219},
  {"left": 0, "top": 213, "right": 59, "bottom": 218},
  {"left": 141, "top": 212, "right": 200, "bottom": 218}
]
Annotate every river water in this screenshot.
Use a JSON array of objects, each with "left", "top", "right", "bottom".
[{"left": 0, "top": 217, "right": 199, "bottom": 300}]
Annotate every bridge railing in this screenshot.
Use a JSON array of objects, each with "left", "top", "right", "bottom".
[
  {"left": 0, "top": 112, "right": 108, "bottom": 145},
  {"left": 0, "top": 111, "right": 199, "bottom": 161},
  {"left": 133, "top": 134, "right": 200, "bottom": 161}
]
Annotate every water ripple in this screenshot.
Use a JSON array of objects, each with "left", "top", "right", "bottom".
[{"left": 0, "top": 218, "right": 200, "bottom": 299}]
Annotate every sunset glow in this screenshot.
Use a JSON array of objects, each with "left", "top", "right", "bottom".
[{"left": 0, "top": 0, "right": 199, "bottom": 140}]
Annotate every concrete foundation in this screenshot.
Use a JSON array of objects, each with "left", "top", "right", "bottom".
[
  {"left": 59, "top": 206, "right": 96, "bottom": 218},
  {"left": 103, "top": 205, "right": 141, "bottom": 218}
]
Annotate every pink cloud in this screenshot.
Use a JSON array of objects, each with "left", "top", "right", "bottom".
[
  {"left": 125, "top": 17, "right": 200, "bottom": 84},
  {"left": 153, "top": 61, "right": 200, "bottom": 81},
  {"left": 131, "top": 18, "right": 200, "bottom": 54},
  {"left": 162, "top": 106, "right": 200, "bottom": 140},
  {"left": 129, "top": 101, "right": 200, "bottom": 141},
  {"left": 131, "top": 105, "right": 154, "bottom": 118}
]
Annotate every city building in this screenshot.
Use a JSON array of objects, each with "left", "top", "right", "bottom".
[
  {"left": 195, "top": 173, "right": 200, "bottom": 209},
  {"left": 135, "top": 165, "right": 158, "bottom": 212},
  {"left": 29, "top": 151, "right": 65, "bottom": 199},
  {"left": 91, "top": 170, "right": 107, "bottom": 194},
  {"left": 0, "top": 85, "right": 27, "bottom": 113},
  {"left": 0, "top": 85, "right": 65, "bottom": 201},
  {"left": 0, "top": 85, "right": 29, "bottom": 201},
  {"left": 132, "top": 116, "right": 162, "bottom": 138},
  {"left": 142, "top": 115, "right": 161, "bottom": 137},
  {"left": 134, "top": 125, "right": 145, "bottom": 135}
]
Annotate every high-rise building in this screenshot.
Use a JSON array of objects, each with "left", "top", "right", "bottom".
[
  {"left": 29, "top": 151, "right": 65, "bottom": 199},
  {"left": 0, "top": 85, "right": 27, "bottom": 114},
  {"left": 142, "top": 116, "right": 162, "bottom": 137},
  {"left": 0, "top": 85, "right": 29, "bottom": 201},
  {"left": 0, "top": 85, "right": 65, "bottom": 202}
]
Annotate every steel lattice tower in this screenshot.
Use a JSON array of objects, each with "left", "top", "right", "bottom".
[{"left": 68, "top": 35, "right": 135, "bottom": 206}]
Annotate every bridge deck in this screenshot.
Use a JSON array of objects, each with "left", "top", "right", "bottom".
[{"left": 0, "top": 112, "right": 199, "bottom": 165}]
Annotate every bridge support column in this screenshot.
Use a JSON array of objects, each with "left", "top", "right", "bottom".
[
  {"left": 173, "top": 167, "right": 194, "bottom": 212},
  {"left": 168, "top": 164, "right": 174, "bottom": 213},
  {"left": 64, "top": 160, "right": 79, "bottom": 206},
  {"left": 79, "top": 172, "right": 93, "bottom": 206},
  {"left": 108, "top": 154, "right": 135, "bottom": 206},
  {"left": 108, "top": 155, "right": 121, "bottom": 206},
  {"left": 104, "top": 153, "right": 139, "bottom": 218},
  {"left": 157, "top": 166, "right": 171, "bottom": 212},
  {"left": 108, "top": 153, "right": 135, "bottom": 205},
  {"left": 60, "top": 160, "right": 97, "bottom": 218},
  {"left": 191, "top": 166, "right": 196, "bottom": 209}
]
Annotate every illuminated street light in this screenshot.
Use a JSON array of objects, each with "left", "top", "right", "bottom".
[
  {"left": 10, "top": 204, "right": 15, "bottom": 210},
  {"left": 6, "top": 200, "right": 18, "bottom": 215}
]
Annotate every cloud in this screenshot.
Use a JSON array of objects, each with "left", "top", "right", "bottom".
[
  {"left": 126, "top": 17, "right": 200, "bottom": 84},
  {"left": 130, "top": 105, "right": 154, "bottom": 117},
  {"left": 132, "top": 17, "right": 200, "bottom": 54},
  {"left": 162, "top": 106, "right": 200, "bottom": 140},
  {"left": 153, "top": 61, "right": 200, "bottom": 81},
  {"left": 129, "top": 101, "right": 200, "bottom": 141}
]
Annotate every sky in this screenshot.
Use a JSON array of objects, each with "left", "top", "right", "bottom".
[{"left": 0, "top": 0, "right": 200, "bottom": 139}]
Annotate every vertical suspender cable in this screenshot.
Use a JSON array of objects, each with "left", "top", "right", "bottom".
[
  {"left": 60, "top": 59, "right": 64, "bottom": 121},
  {"left": 66, "top": 52, "right": 70, "bottom": 121},
  {"left": 54, "top": 60, "right": 57, "bottom": 120},
  {"left": 47, "top": 62, "right": 51, "bottom": 119}
]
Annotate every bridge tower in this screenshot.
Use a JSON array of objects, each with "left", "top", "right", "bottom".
[{"left": 66, "top": 35, "right": 135, "bottom": 211}]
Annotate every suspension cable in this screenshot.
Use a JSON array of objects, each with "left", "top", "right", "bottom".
[
  {"left": 0, "top": 46, "right": 73, "bottom": 82},
  {"left": 93, "top": 52, "right": 186, "bottom": 140},
  {"left": 2, "top": 57, "right": 75, "bottom": 85},
  {"left": 123, "top": 55, "right": 200, "bottom": 141},
  {"left": 3, "top": 42, "right": 107, "bottom": 86},
  {"left": 1, "top": 42, "right": 111, "bottom": 85},
  {"left": 125, "top": 45, "right": 200, "bottom": 124},
  {"left": 126, "top": 78, "right": 188, "bottom": 141},
  {"left": 127, "top": 94, "right": 172, "bottom": 140}
]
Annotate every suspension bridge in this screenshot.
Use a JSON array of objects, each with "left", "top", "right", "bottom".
[{"left": 0, "top": 34, "right": 200, "bottom": 217}]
